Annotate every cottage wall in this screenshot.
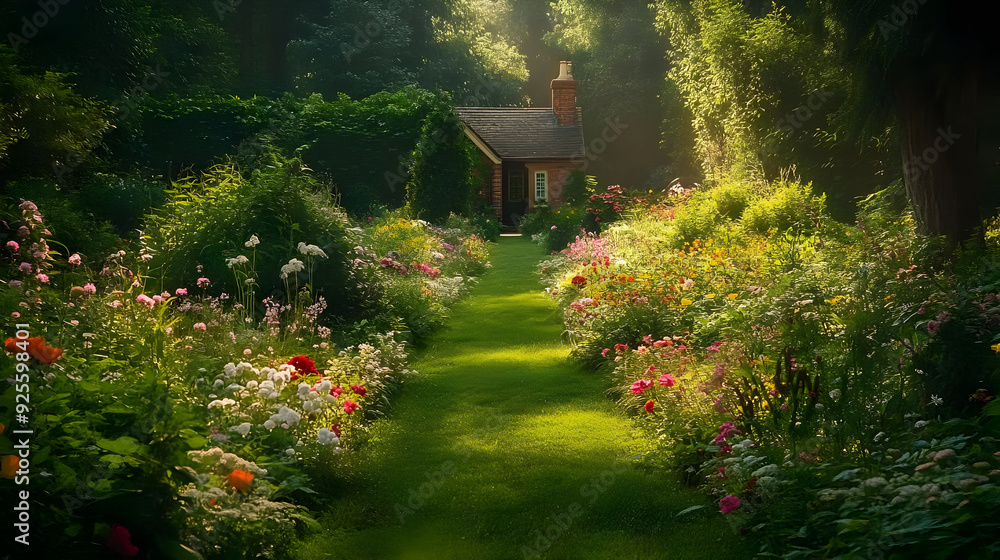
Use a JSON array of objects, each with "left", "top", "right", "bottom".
[{"left": 526, "top": 162, "right": 582, "bottom": 210}]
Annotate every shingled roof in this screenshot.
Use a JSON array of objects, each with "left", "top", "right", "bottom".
[{"left": 455, "top": 107, "right": 585, "bottom": 161}]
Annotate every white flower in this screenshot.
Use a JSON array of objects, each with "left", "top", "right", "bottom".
[
  {"left": 930, "top": 394, "right": 944, "bottom": 406},
  {"left": 317, "top": 428, "right": 340, "bottom": 445},
  {"left": 914, "top": 420, "right": 929, "bottom": 429},
  {"left": 233, "top": 422, "right": 252, "bottom": 436},
  {"left": 874, "top": 432, "right": 886, "bottom": 442},
  {"left": 226, "top": 255, "right": 249, "bottom": 268},
  {"left": 829, "top": 389, "right": 842, "bottom": 400},
  {"left": 223, "top": 363, "right": 237, "bottom": 377},
  {"left": 297, "top": 383, "right": 311, "bottom": 396},
  {"left": 683, "top": 278, "right": 695, "bottom": 290},
  {"left": 245, "top": 234, "right": 260, "bottom": 248},
  {"left": 207, "top": 398, "right": 236, "bottom": 409},
  {"left": 297, "top": 242, "right": 328, "bottom": 258},
  {"left": 280, "top": 258, "right": 305, "bottom": 279}
]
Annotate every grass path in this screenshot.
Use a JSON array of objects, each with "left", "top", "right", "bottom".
[{"left": 299, "top": 236, "right": 754, "bottom": 559}]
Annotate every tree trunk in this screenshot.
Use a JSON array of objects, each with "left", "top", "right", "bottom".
[{"left": 895, "top": 62, "right": 979, "bottom": 242}]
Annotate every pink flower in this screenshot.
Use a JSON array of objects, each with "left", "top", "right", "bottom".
[
  {"left": 18, "top": 262, "right": 31, "bottom": 273},
  {"left": 35, "top": 273, "right": 49, "bottom": 283},
  {"left": 551, "top": 225, "right": 558, "bottom": 230},
  {"left": 330, "top": 386, "right": 344, "bottom": 397},
  {"left": 160, "top": 291, "right": 171, "bottom": 299},
  {"left": 105, "top": 524, "right": 139, "bottom": 556},
  {"left": 344, "top": 400, "right": 359, "bottom": 413},
  {"left": 82, "top": 282, "right": 97, "bottom": 295},
  {"left": 712, "top": 422, "right": 740, "bottom": 444},
  {"left": 135, "top": 294, "right": 155, "bottom": 309},
  {"left": 11, "top": 312, "right": 20, "bottom": 318},
  {"left": 659, "top": 373, "right": 676, "bottom": 387},
  {"left": 193, "top": 322, "right": 207, "bottom": 331},
  {"left": 68, "top": 253, "right": 82, "bottom": 266},
  {"left": 601, "top": 348, "right": 610, "bottom": 357},
  {"left": 927, "top": 320, "right": 941, "bottom": 335},
  {"left": 644, "top": 365, "right": 656, "bottom": 375},
  {"left": 630, "top": 379, "right": 653, "bottom": 395},
  {"left": 6, "top": 241, "right": 18, "bottom": 252},
  {"left": 350, "top": 384, "right": 367, "bottom": 396},
  {"left": 197, "top": 277, "right": 211, "bottom": 287},
  {"left": 18, "top": 200, "right": 38, "bottom": 212},
  {"left": 719, "top": 495, "right": 740, "bottom": 514},
  {"left": 175, "top": 288, "right": 188, "bottom": 296},
  {"left": 243, "top": 348, "right": 252, "bottom": 356},
  {"left": 17, "top": 226, "right": 29, "bottom": 238},
  {"left": 152, "top": 295, "right": 163, "bottom": 304}
]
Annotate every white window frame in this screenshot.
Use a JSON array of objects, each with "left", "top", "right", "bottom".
[{"left": 534, "top": 171, "right": 548, "bottom": 202}]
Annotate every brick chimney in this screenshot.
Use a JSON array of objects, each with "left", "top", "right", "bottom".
[{"left": 550, "top": 61, "right": 577, "bottom": 126}]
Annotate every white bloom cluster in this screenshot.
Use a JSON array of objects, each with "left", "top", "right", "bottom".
[
  {"left": 245, "top": 234, "right": 260, "bottom": 248},
  {"left": 317, "top": 427, "right": 340, "bottom": 446},
  {"left": 263, "top": 405, "right": 301, "bottom": 430},
  {"left": 207, "top": 398, "right": 236, "bottom": 409},
  {"left": 297, "top": 242, "right": 328, "bottom": 258},
  {"left": 226, "top": 255, "right": 250, "bottom": 268},
  {"left": 233, "top": 422, "right": 252, "bottom": 436},
  {"left": 188, "top": 447, "right": 267, "bottom": 475},
  {"left": 280, "top": 258, "right": 305, "bottom": 279}
]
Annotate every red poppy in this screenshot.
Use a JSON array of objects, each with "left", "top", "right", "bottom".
[
  {"left": 104, "top": 524, "right": 139, "bottom": 557},
  {"left": 227, "top": 469, "right": 254, "bottom": 493},
  {"left": 350, "top": 384, "right": 367, "bottom": 396},
  {"left": 644, "top": 400, "right": 655, "bottom": 413},
  {"left": 285, "top": 355, "right": 318, "bottom": 376},
  {"left": 4, "top": 336, "right": 62, "bottom": 363}
]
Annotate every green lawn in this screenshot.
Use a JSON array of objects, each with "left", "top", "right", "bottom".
[{"left": 295, "top": 236, "right": 756, "bottom": 559}]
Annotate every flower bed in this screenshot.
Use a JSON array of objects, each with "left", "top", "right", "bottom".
[
  {"left": 541, "top": 181, "right": 1000, "bottom": 557},
  {"left": 0, "top": 168, "right": 490, "bottom": 557}
]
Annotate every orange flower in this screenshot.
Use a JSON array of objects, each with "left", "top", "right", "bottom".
[
  {"left": 226, "top": 469, "right": 254, "bottom": 493},
  {"left": 4, "top": 336, "right": 62, "bottom": 363},
  {"left": 1, "top": 455, "right": 20, "bottom": 479}
]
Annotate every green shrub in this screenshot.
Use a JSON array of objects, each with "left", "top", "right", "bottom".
[
  {"left": 141, "top": 154, "right": 369, "bottom": 322},
  {"left": 741, "top": 181, "right": 826, "bottom": 234},
  {"left": 709, "top": 180, "right": 752, "bottom": 221},
  {"left": 404, "top": 104, "right": 481, "bottom": 223},
  {"left": 671, "top": 189, "right": 722, "bottom": 247}
]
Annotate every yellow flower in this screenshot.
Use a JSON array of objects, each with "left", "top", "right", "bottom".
[
  {"left": 705, "top": 294, "right": 715, "bottom": 299},
  {"left": 992, "top": 343, "right": 1000, "bottom": 354},
  {"left": 680, "top": 298, "right": 692, "bottom": 306},
  {"left": 726, "top": 293, "right": 738, "bottom": 300}
]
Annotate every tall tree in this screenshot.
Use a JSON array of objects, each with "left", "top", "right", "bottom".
[{"left": 823, "top": 0, "right": 994, "bottom": 240}]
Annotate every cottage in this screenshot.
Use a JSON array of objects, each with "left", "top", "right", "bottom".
[{"left": 456, "top": 61, "right": 585, "bottom": 226}]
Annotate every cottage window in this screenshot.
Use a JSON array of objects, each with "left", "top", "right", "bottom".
[{"left": 535, "top": 171, "right": 548, "bottom": 202}]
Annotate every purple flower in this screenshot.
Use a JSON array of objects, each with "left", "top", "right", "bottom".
[{"left": 18, "top": 262, "right": 32, "bottom": 273}]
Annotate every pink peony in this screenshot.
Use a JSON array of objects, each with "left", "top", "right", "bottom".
[
  {"left": 193, "top": 322, "right": 207, "bottom": 331},
  {"left": 135, "top": 294, "right": 155, "bottom": 309},
  {"left": 82, "top": 282, "right": 97, "bottom": 295},
  {"left": 644, "top": 365, "right": 656, "bottom": 375},
  {"left": 659, "top": 373, "right": 676, "bottom": 387},
  {"left": 630, "top": 378, "right": 654, "bottom": 395},
  {"left": 6, "top": 241, "right": 18, "bottom": 252},
  {"left": 175, "top": 288, "right": 188, "bottom": 296},
  {"left": 35, "top": 273, "right": 49, "bottom": 283},
  {"left": 712, "top": 422, "right": 740, "bottom": 444},
  {"left": 68, "top": 253, "right": 82, "bottom": 266},
  {"left": 719, "top": 495, "right": 740, "bottom": 514}
]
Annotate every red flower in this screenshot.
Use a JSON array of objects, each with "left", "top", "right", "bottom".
[
  {"left": 659, "top": 373, "right": 676, "bottom": 387},
  {"left": 105, "top": 524, "right": 139, "bottom": 557},
  {"left": 344, "top": 400, "right": 359, "bottom": 414},
  {"left": 350, "top": 384, "right": 367, "bottom": 396},
  {"left": 712, "top": 422, "right": 740, "bottom": 444},
  {"left": 630, "top": 379, "right": 653, "bottom": 395},
  {"left": 331, "top": 424, "right": 341, "bottom": 437},
  {"left": 1, "top": 455, "right": 19, "bottom": 479},
  {"left": 5, "top": 336, "right": 62, "bottom": 363},
  {"left": 330, "top": 386, "right": 344, "bottom": 397},
  {"left": 286, "top": 355, "right": 318, "bottom": 376},
  {"left": 644, "top": 400, "right": 655, "bottom": 412},
  {"left": 227, "top": 469, "right": 254, "bottom": 493},
  {"left": 570, "top": 275, "right": 587, "bottom": 286}
]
